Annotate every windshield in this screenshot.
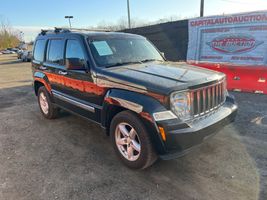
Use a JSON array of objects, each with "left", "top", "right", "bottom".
[{"left": 88, "top": 37, "right": 164, "bottom": 68}]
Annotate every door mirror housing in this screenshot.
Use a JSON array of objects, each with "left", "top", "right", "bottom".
[{"left": 66, "top": 58, "right": 86, "bottom": 70}]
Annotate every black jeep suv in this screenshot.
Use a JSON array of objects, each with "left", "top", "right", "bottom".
[{"left": 32, "top": 28, "right": 237, "bottom": 169}]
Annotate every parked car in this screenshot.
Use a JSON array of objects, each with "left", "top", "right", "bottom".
[
  {"left": 21, "top": 51, "right": 32, "bottom": 62},
  {"left": 1, "top": 50, "right": 13, "bottom": 54},
  {"left": 6, "top": 48, "right": 17, "bottom": 53},
  {"left": 17, "top": 50, "right": 24, "bottom": 59},
  {"left": 11, "top": 48, "right": 19, "bottom": 53},
  {"left": 32, "top": 28, "right": 237, "bottom": 169}
]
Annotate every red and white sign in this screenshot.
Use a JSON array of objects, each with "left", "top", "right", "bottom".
[
  {"left": 187, "top": 11, "right": 267, "bottom": 65},
  {"left": 187, "top": 11, "right": 267, "bottom": 94}
]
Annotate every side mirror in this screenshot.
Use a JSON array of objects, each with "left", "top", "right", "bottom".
[
  {"left": 66, "top": 58, "right": 86, "bottom": 70},
  {"left": 160, "top": 52, "right": 166, "bottom": 60}
]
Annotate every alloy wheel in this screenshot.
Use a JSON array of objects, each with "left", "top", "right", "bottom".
[
  {"left": 39, "top": 92, "right": 49, "bottom": 114},
  {"left": 115, "top": 122, "right": 141, "bottom": 161}
]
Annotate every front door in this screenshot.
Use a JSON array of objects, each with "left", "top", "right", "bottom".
[{"left": 51, "top": 37, "right": 104, "bottom": 123}]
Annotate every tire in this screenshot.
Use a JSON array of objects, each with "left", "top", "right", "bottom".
[
  {"left": 37, "top": 86, "right": 59, "bottom": 119},
  {"left": 110, "top": 110, "right": 157, "bottom": 169}
]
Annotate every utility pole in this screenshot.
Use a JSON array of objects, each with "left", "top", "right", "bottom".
[
  {"left": 127, "top": 0, "right": 131, "bottom": 29},
  {"left": 65, "top": 16, "right": 73, "bottom": 28},
  {"left": 200, "top": 0, "right": 204, "bottom": 17}
]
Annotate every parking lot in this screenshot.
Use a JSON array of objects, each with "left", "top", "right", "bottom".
[{"left": 0, "top": 54, "right": 266, "bottom": 200}]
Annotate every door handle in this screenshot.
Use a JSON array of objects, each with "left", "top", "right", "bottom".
[
  {"left": 39, "top": 66, "right": 47, "bottom": 70},
  {"left": 58, "top": 70, "right": 68, "bottom": 75}
]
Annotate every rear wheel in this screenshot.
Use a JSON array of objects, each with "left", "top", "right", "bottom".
[
  {"left": 37, "top": 86, "right": 59, "bottom": 119},
  {"left": 110, "top": 111, "right": 157, "bottom": 169}
]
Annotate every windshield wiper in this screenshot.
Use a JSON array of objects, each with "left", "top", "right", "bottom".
[
  {"left": 140, "top": 59, "right": 163, "bottom": 63},
  {"left": 105, "top": 61, "right": 142, "bottom": 68},
  {"left": 104, "top": 59, "right": 162, "bottom": 68}
]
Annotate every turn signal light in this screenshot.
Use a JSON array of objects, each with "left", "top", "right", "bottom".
[{"left": 158, "top": 126, "right": 166, "bottom": 141}]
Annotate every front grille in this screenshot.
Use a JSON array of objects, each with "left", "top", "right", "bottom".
[{"left": 191, "top": 79, "right": 226, "bottom": 117}]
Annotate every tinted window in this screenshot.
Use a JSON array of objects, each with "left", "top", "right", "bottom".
[
  {"left": 66, "top": 40, "right": 85, "bottom": 61},
  {"left": 33, "top": 40, "right": 46, "bottom": 61},
  {"left": 47, "top": 39, "right": 64, "bottom": 64}
]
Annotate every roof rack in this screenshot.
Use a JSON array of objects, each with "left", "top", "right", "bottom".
[
  {"left": 39, "top": 27, "right": 111, "bottom": 36},
  {"left": 40, "top": 29, "right": 50, "bottom": 35},
  {"left": 58, "top": 27, "right": 111, "bottom": 32}
]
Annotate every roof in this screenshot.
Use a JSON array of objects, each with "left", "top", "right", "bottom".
[{"left": 37, "top": 27, "right": 144, "bottom": 39}]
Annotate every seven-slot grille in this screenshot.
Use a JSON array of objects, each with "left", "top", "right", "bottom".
[{"left": 191, "top": 79, "right": 226, "bottom": 117}]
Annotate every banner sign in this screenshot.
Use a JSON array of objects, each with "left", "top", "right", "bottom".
[{"left": 187, "top": 11, "right": 267, "bottom": 65}]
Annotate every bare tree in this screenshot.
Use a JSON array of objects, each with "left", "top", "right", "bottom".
[
  {"left": 91, "top": 15, "right": 187, "bottom": 32},
  {"left": 0, "top": 16, "right": 20, "bottom": 49}
]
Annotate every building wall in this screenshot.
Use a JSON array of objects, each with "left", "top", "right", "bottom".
[{"left": 123, "top": 19, "right": 188, "bottom": 61}]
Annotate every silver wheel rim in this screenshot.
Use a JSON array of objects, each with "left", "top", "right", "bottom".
[
  {"left": 39, "top": 92, "right": 49, "bottom": 114},
  {"left": 115, "top": 122, "right": 141, "bottom": 161}
]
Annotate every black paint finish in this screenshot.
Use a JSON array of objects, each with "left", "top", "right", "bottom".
[{"left": 32, "top": 30, "right": 237, "bottom": 158}]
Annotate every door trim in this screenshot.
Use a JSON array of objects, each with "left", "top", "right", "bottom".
[{"left": 52, "top": 89, "right": 96, "bottom": 113}]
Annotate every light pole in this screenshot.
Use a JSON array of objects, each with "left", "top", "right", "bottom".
[
  {"left": 65, "top": 16, "right": 73, "bottom": 28},
  {"left": 127, "top": 0, "right": 131, "bottom": 29},
  {"left": 20, "top": 31, "right": 24, "bottom": 42}
]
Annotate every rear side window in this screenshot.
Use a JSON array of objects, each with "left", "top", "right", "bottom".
[
  {"left": 33, "top": 40, "right": 46, "bottom": 62},
  {"left": 47, "top": 39, "right": 64, "bottom": 65}
]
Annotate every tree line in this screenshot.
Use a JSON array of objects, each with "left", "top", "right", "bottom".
[
  {"left": 91, "top": 15, "right": 189, "bottom": 31},
  {"left": 0, "top": 18, "right": 20, "bottom": 50}
]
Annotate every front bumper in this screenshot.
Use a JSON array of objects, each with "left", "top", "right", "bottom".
[{"left": 158, "top": 98, "right": 237, "bottom": 160}]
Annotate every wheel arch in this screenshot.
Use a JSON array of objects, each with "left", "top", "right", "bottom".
[
  {"left": 101, "top": 89, "right": 168, "bottom": 154},
  {"left": 33, "top": 71, "right": 51, "bottom": 96}
]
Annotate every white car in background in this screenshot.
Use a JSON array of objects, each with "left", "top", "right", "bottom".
[
  {"left": 17, "top": 50, "right": 24, "bottom": 59},
  {"left": 1, "top": 50, "right": 13, "bottom": 54},
  {"left": 21, "top": 51, "right": 32, "bottom": 62}
]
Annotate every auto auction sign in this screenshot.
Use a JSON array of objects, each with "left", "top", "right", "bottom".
[{"left": 187, "top": 11, "right": 267, "bottom": 65}]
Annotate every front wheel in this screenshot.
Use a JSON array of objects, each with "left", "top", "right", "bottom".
[{"left": 110, "top": 111, "right": 157, "bottom": 169}]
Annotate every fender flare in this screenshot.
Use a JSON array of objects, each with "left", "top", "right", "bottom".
[
  {"left": 33, "top": 71, "right": 51, "bottom": 94},
  {"left": 102, "top": 89, "right": 168, "bottom": 153}
]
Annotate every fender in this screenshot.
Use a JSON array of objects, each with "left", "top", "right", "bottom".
[
  {"left": 102, "top": 89, "right": 169, "bottom": 154},
  {"left": 33, "top": 71, "right": 52, "bottom": 94}
]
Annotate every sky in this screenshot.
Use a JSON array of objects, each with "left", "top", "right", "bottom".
[{"left": 1, "top": 0, "right": 267, "bottom": 42}]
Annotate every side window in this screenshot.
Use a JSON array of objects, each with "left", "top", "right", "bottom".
[
  {"left": 66, "top": 40, "right": 85, "bottom": 60},
  {"left": 65, "top": 39, "right": 86, "bottom": 70},
  {"left": 33, "top": 40, "right": 46, "bottom": 62},
  {"left": 47, "top": 39, "right": 64, "bottom": 65}
]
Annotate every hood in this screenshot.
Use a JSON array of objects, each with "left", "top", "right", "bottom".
[{"left": 97, "top": 62, "right": 225, "bottom": 95}]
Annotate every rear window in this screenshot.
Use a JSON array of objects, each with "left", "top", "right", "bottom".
[
  {"left": 47, "top": 39, "right": 64, "bottom": 65},
  {"left": 33, "top": 40, "right": 46, "bottom": 62}
]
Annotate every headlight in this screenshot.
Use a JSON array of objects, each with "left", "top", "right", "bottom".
[{"left": 170, "top": 91, "right": 192, "bottom": 120}]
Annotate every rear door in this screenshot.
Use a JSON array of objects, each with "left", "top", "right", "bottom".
[
  {"left": 43, "top": 38, "right": 66, "bottom": 95},
  {"left": 32, "top": 39, "right": 47, "bottom": 74}
]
